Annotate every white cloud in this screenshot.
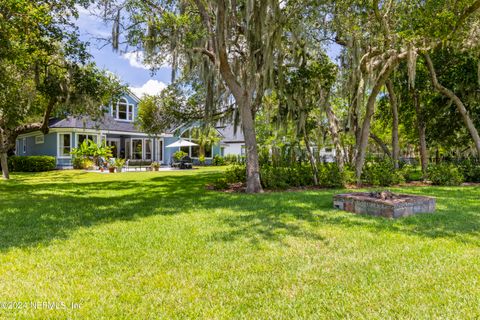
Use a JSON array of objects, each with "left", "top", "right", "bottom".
[
  {"left": 122, "top": 51, "right": 152, "bottom": 70},
  {"left": 129, "top": 80, "right": 167, "bottom": 98},
  {"left": 122, "top": 51, "right": 172, "bottom": 70},
  {"left": 75, "top": 5, "right": 111, "bottom": 39}
]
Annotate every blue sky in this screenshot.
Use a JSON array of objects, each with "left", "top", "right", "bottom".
[
  {"left": 75, "top": 7, "right": 170, "bottom": 97},
  {"left": 75, "top": 8, "right": 341, "bottom": 98}
]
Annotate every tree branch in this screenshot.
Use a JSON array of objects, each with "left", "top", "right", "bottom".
[
  {"left": 192, "top": 0, "right": 216, "bottom": 54},
  {"left": 454, "top": 0, "right": 480, "bottom": 32},
  {"left": 423, "top": 53, "right": 480, "bottom": 156},
  {"left": 192, "top": 47, "right": 216, "bottom": 63}
]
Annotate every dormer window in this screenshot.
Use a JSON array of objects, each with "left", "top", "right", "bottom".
[{"left": 113, "top": 97, "right": 134, "bottom": 121}]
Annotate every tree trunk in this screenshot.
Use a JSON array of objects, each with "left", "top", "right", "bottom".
[
  {"left": 0, "top": 131, "right": 10, "bottom": 180},
  {"left": 304, "top": 135, "right": 319, "bottom": 185},
  {"left": 418, "top": 126, "right": 428, "bottom": 176},
  {"left": 386, "top": 80, "right": 400, "bottom": 169},
  {"left": 239, "top": 98, "right": 263, "bottom": 193},
  {"left": 325, "top": 101, "right": 344, "bottom": 170},
  {"left": 215, "top": 0, "right": 262, "bottom": 193},
  {"left": 424, "top": 53, "right": 480, "bottom": 157},
  {"left": 0, "top": 152, "right": 8, "bottom": 180},
  {"left": 413, "top": 90, "right": 428, "bottom": 176},
  {"left": 354, "top": 51, "right": 407, "bottom": 184}
]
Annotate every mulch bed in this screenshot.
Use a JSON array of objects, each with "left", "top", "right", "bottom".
[{"left": 206, "top": 180, "right": 480, "bottom": 193}]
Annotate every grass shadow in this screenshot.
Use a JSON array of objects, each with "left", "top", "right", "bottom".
[{"left": 1, "top": 170, "right": 479, "bottom": 251}]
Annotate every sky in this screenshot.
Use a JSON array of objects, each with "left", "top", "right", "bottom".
[
  {"left": 74, "top": 8, "right": 342, "bottom": 98},
  {"left": 75, "top": 7, "right": 170, "bottom": 98}
]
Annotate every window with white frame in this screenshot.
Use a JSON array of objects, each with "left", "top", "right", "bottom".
[
  {"left": 126, "top": 138, "right": 154, "bottom": 160},
  {"left": 144, "top": 139, "right": 152, "bottom": 160},
  {"left": 22, "top": 138, "right": 26, "bottom": 153},
  {"left": 180, "top": 128, "right": 215, "bottom": 158},
  {"left": 113, "top": 98, "right": 134, "bottom": 121},
  {"left": 35, "top": 135, "right": 44, "bottom": 144},
  {"left": 77, "top": 134, "right": 98, "bottom": 146},
  {"left": 158, "top": 140, "right": 163, "bottom": 162},
  {"left": 132, "top": 139, "right": 143, "bottom": 160},
  {"left": 59, "top": 133, "right": 71, "bottom": 157}
]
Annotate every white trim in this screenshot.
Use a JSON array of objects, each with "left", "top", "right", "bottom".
[
  {"left": 35, "top": 135, "right": 44, "bottom": 144},
  {"left": 101, "top": 130, "right": 149, "bottom": 136},
  {"left": 106, "top": 138, "right": 121, "bottom": 158},
  {"left": 57, "top": 133, "right": 72, "bottom": 159},
  {"left": 157, "top": 138, "right": 164, "bottom": 162},
  {"left": 126, "top": 90, "right": 141, "bottom": 103},
  {"left": 126, "top": 138, "right": 154, "bottom": 160},
  {"left": 131, "top": 138, "right": 143, "bottom": 160},
  {"left": 22, "top": 138, "right": 26, "bottom": 154},
  {"left": 76, "top": 133, "right": 99, "bottom": 147},
  {"left": 17, "top": 128, "right": 172, "bottom": 139},
  {"left": 144, "top": 138, "right": 153, "bottom": 160},
  {"left": 17, "top": 129, "right": 72, "bottom": 139},
  {"left": 113, "top": 97, "right": 134, "bottom": 122}
]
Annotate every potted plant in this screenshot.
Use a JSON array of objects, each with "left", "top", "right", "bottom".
[
  {"left": 107, "top": 158, "right": 115, "bottom": 173},
  {"left": 114, "top": 158, "right": 126, "bottom": 173},
  {"left": 151, "top": 161, "right": 161, "bottom": 171}
]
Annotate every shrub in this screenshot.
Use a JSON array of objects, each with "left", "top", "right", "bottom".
[
  {"left": 71, "top": 139, "right": 112, "bottom": 159},
  {"left": 260, "top": 164, "right": 315, "bottom": 189},
  {"left": 427, "top": 163, "right": 464, "bottom": 186},
  {"left": 220, "top": 162, "right": 357, "bottom": 190},
  {"left": 151, "top": 161, "right": 161, "bottom": 169},
  {"left": 212, "top": 178, "right": 229, "bottom": 190},
  {"left": 286, "top": 164, "right": 314, "bottom": 187},
  {"left": 223, "top": 154, "right": 238, "bottom": 165},
  {"left": 213, "top": 155, "right": 225, "bottom": 166},
  {"left": 318, "top": 163, "right": 345, "bottom": 188},
  {"left": 73, "top": 157, "right": 95, "bottom": 170},
  {"left": 8, "top": 156, "right": 56, "bottom": 172},
  {"left": 362, "top": 158, "right": 405, "bottom": 186},
  {"left": 173, "top": 150, "right": 188, "bottom": 161},
  {"left": 199, "top": 155, "right": 206, "bottom": 165},
  {"left": 225, "top": 164, "right": 246, "bottom": 183},
  {"left": 342, "top": 165, "right": 357, "bottom": 185},
  {"left": 456, "top": 158, "right": 480, "bottom": 183},
  {"left": 114, "top": 158, "right": 126, "bottom": 169},
  {"left": 399, "top": 164, "right": 416, "bottom": 182},
  {"left": 260, "top": 165, "right": 290, "bottom": 189}
]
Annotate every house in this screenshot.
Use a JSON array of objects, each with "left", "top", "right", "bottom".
[
  {"left": 216, "top": 125, "right": 245, "bottom": 157},
  {"left": 15, "top": 92, "right": 222, "bottom": 168},
  {"left": 215, "top": 124, "right": 336, "bottom": 162}
]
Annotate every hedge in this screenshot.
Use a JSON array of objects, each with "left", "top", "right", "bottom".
[{"left": 6, "top": 156, "right": 56, "bottom": 172}]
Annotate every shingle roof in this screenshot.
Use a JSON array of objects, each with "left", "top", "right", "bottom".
[
  {"left": 216, "top": 124, "right": 244, "bottom": 143},
  {"left": 49, "top": 115, "right": 143, "bottom": 133}
]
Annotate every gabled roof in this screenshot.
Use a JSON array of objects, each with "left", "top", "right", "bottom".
[
  {"left": 125, "top": 89, "right": 141, "bottom": 103},
  {"left": 216, "top": 124, "right": 244, "bottom": 143}
]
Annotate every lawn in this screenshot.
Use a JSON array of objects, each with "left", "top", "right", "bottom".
[{"left": 0, "top": 168, "right": 480, "bottom": 319}]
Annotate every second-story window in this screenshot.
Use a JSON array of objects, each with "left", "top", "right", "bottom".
[{"left": 114, "top": 98, "right": 134, "bottom": 121}]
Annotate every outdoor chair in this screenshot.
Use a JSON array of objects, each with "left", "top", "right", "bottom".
[{"left": 179, "top": 156, "right": 193, "bottom": 169}]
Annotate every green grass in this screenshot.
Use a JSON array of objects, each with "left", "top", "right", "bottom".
[{"left": 1, "top": 168, "right": 480, "bottom": 319}]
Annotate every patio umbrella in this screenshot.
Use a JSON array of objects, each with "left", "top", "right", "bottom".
[{"left": 165, "top": 139, "right": 198, "bottom": 148}]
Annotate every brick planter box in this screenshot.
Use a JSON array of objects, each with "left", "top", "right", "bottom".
[{"left": 333, "top": 192, "right": 436, "bottom": 218}]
